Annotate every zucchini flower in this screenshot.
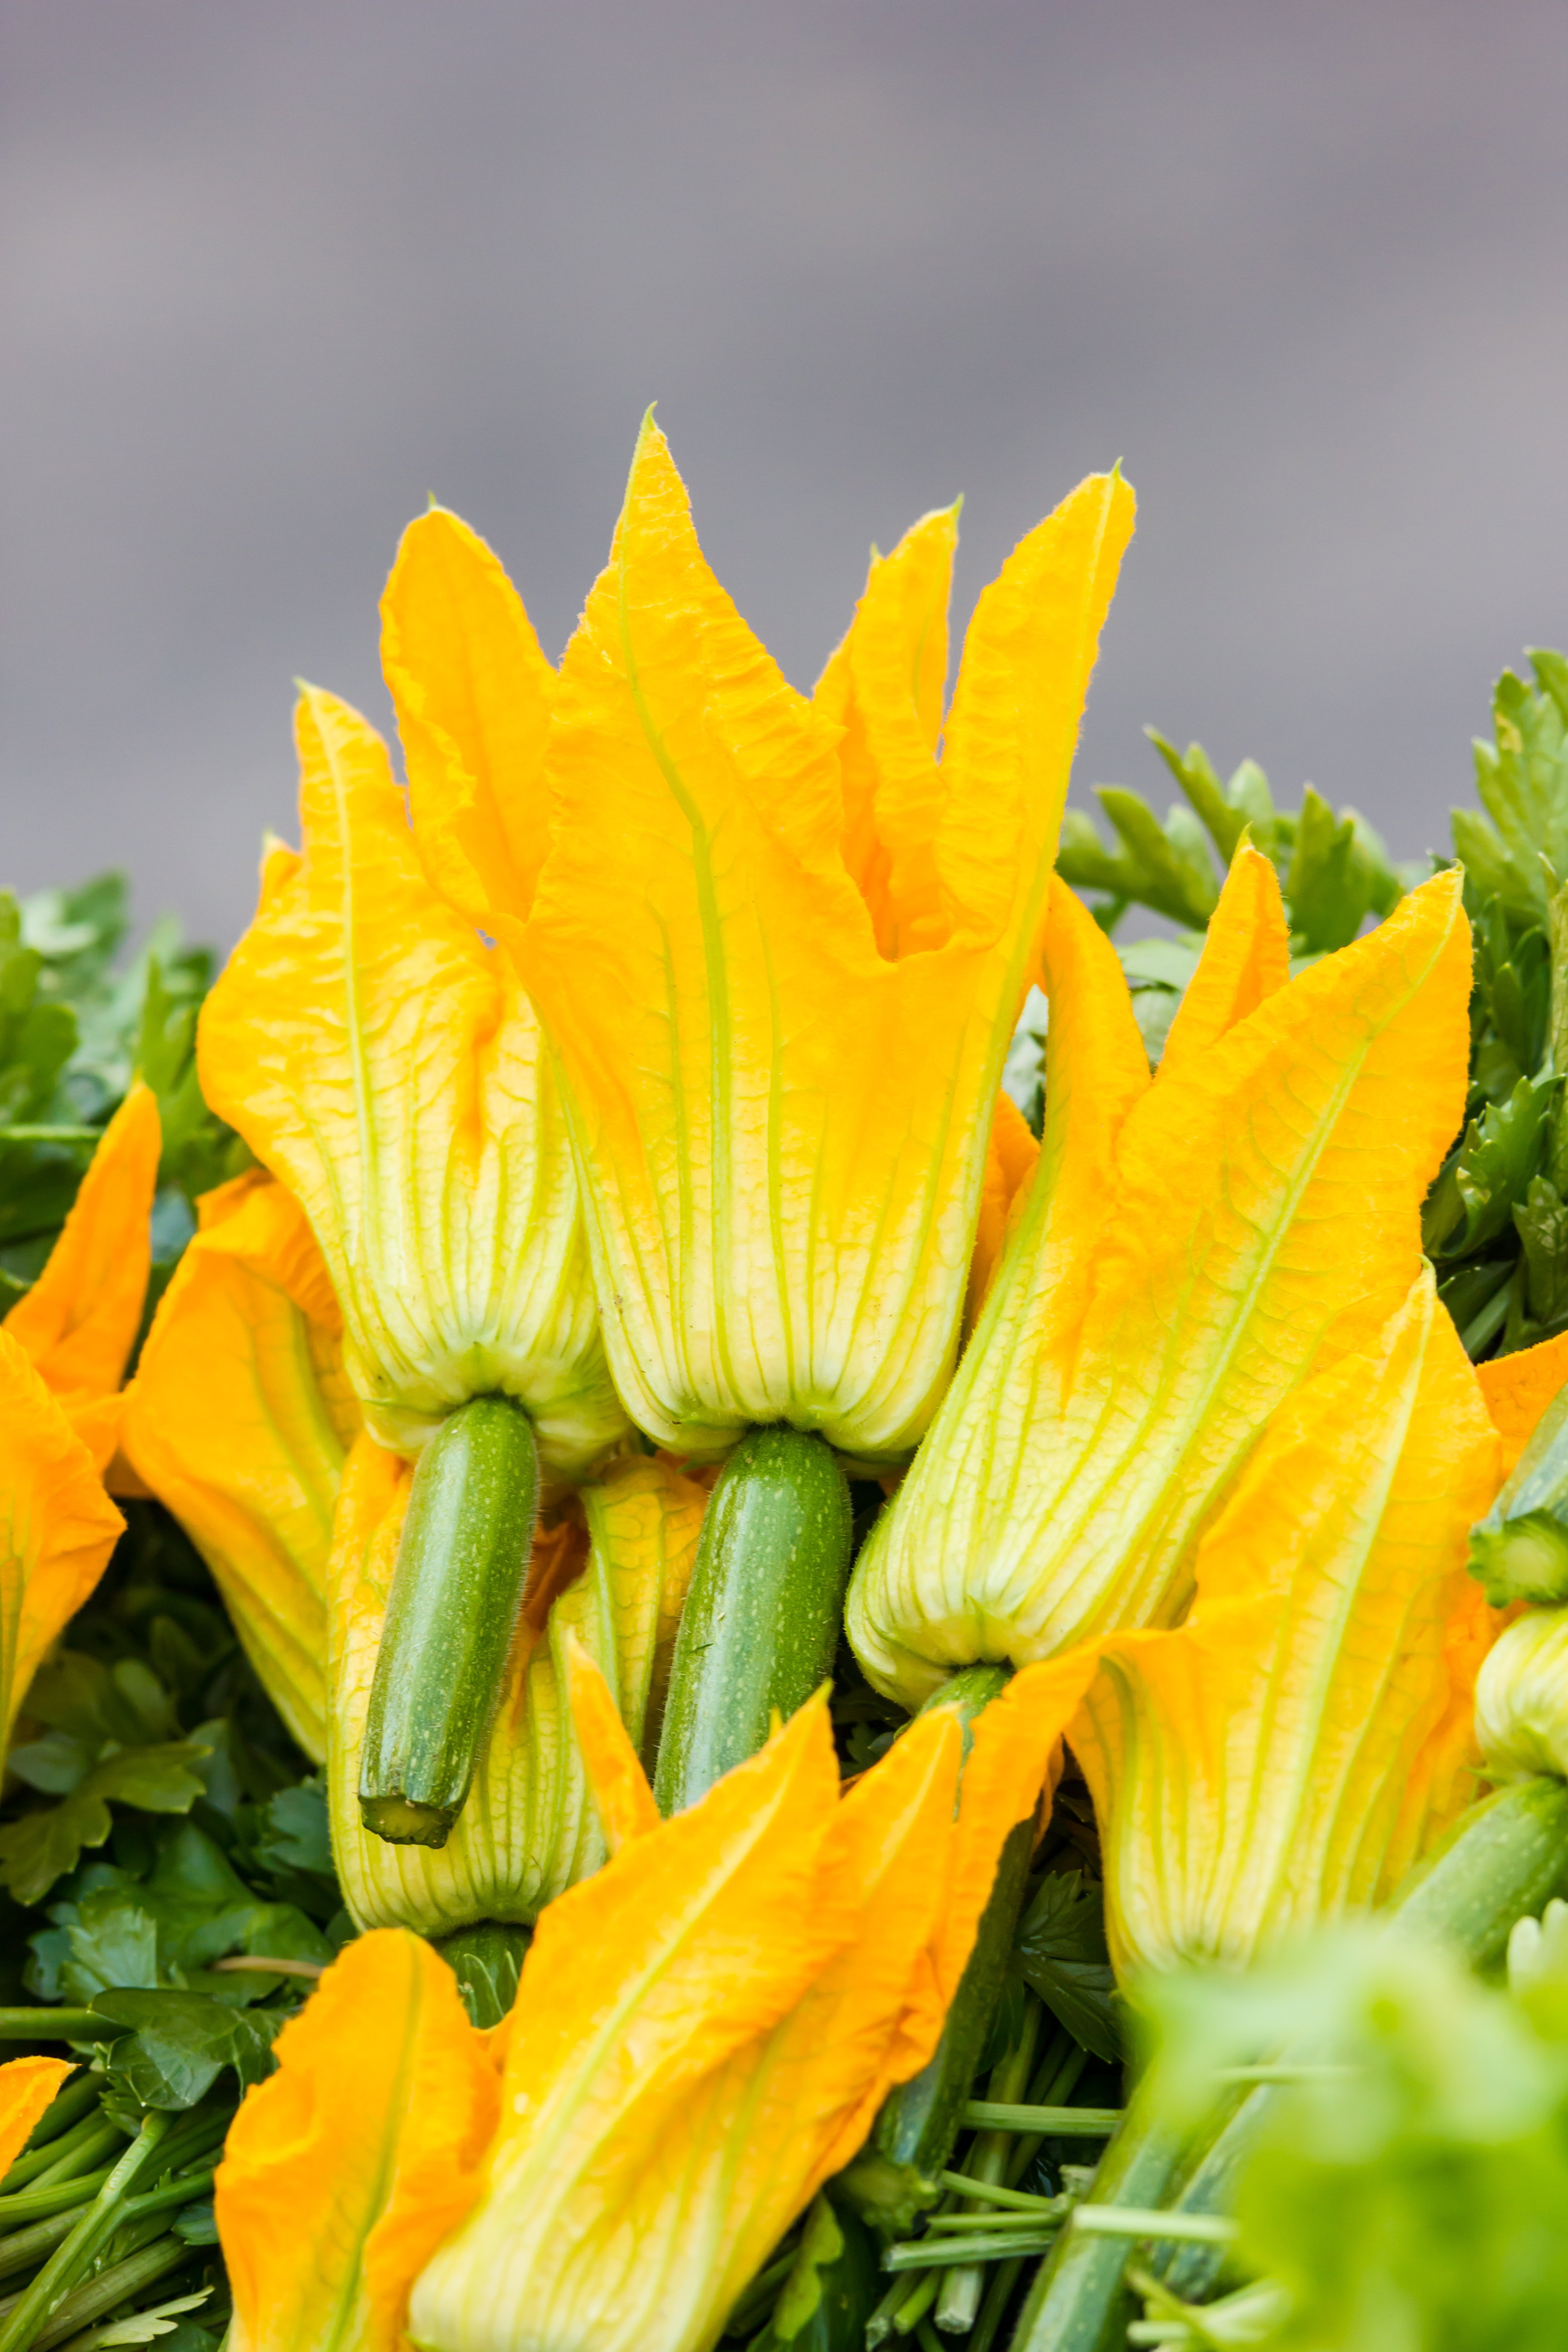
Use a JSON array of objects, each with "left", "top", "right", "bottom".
[
  {"left": 216, "top": 1926, "right": 500, "bottom": 2352},
  {"left": 327, "top": 1436, "right": 707, "bottom": 1934},
  {"left": 391, "top": 420, "right": 1131, "bottom": 1807},
  {"left": 1069, "top": 1266, "right": 1500, "bottom": 1977},
  {"left": 0, "top": 1330, "right": 125, "bottom": 1751},
  {"left": 121, "top": 1173, "right": 358, "bottom": 1760},
  {"left": 3, "top": 1080, "right": 161, "bottom": 1473},
  {"left": 848, "top": 848, "right": 1473, "bottom": 1704},
  {"left": 199, "top": 690, "right": 631, "bottom": 1847},
  {"left": 396, "top": 421, "right": 1133, "bottom": 1464},
  {"left": 198, "top": 695, "right": 625, "bottom": 1477},
  {"left": 214, "top": 1661, "right": 1091, "bottom": 2352}
]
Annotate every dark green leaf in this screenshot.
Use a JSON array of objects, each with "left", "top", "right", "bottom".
[
  {"left": 1014, "top": 1869, "right": 1121, "bottom": 2063},
  {"left": 93, "top": 1990, "right": 284, "bottom": 2110},
  {"left": 748, "top": 2193, "right": 881, "bottom": 2352},
  {"left": 0, "top": 1744, "right": 211, "bottom": 1905}
]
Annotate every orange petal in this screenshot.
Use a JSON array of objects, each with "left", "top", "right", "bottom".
[
  {"left": 121, "top": 1180, "right": 353, "bottom": 1760},
  {"left": 216, "top": 1928, "right": 497, "bottom": 2352},
  {"left": 814, "top": 505, "right": 960, "bottom": 957},
  {"left": 0, "top": 1333, "right": 124, "bottom": 1749},
  {"left": 1477, "top": 1327, "right": 1568, "bottom": 1477},
  {"left": 561, "top": 1632, "right": 661, "bottom": 1851},
  {"left": 3, "top": 1083, "right": 160, "bottom": 1405},
  {"left": 381, "top": 505, "right": 556, "bottom": 932},
  {"left": 0, "top": 2057, "right": 75, "bottom": 2178},
  {"left": 1156, "top": 843, "right": 1290, "bottom": 1081},
  {"left": 965, "top": 1089, "right": 1041, "bottom": 1334}
]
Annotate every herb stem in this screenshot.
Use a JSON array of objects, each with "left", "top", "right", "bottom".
[{"left": 0, "top": 2112, "right": 172, "bottom": 2352}]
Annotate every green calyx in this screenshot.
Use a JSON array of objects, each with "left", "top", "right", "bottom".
[
  {"left": 1470, "top": 1381, "right": 1568, "bottom": 1604},
  {"left": 652, "top": 1424, "right": 853, "bottom": 1816},
  {"left": 359, "top": 1393, "right": 540, "bottom": 1848}
]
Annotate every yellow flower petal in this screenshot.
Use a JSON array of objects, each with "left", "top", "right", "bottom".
[
  {"left": 1156, "top": 843, "right": 1290, "bottom": 1079},
  {"left": 1072, "top": 1268, "right": 1499, "bottom": 1975},
  {"left": 328, "top": 1439, "right": 706, "bottom": 1934},
  {"left": 381, "top": 505, "right": 556, "bottom": 933},
  {"left": 217, "top": 1928, "right": 498, "bottom": 2352},
  {"left": 456, "top": 422, "right": 1133, "bottom": 1458},
  {"left": 121, "top": 1179, "right": 356, "bottom": 1760},
  {"left": 197, "top": 685, "right": 626, "bottom": 1473},
  {"left": 850, "top": 867, "right": 1472, "bottom": 1701},
  {"left": 0, "top": 1331, "right": 124, "bottom": 1750},
  {"left": 560, "top": 1629, "right": 662, "bottom": 1852},
  {"left": 965, "top": 1089, "right": 1040, "bottom": 1334},
  {"left": 1478, "top": 1327, "right": 1568, "bottom": 1476},
  {"left": 3, "top": 1082, "right": 160, "bottom": 1406},
  {"left": 0, "top": 2057, "right": 74, "bottom": 2178},
  {"left": 814, "top": 504, "right": 960, "bottom": 957},
  {"left": 848, "top": 875, "right": 1149, "bottom": 1701},
  {"left": 411, "top": 1652, "right": 1087, "bottom": 2352}
]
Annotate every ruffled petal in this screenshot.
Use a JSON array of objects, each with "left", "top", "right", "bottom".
[
  {"left": 216, "top": 1929, "right": 497, "bottom": 2352},
  {"left": 0, "top": 2058, "right": 74, "bottom": 2178},
  {"left": 197, "top": 686, "right": 624, "bottom": 1472}
]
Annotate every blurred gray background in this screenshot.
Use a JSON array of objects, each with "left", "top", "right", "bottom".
[{"left": 3, "top": 0, "right": 1567, "bottom": 948}]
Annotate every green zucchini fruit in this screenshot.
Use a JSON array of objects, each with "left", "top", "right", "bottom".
[
  {"left": 359, "top": 1393, "right": 539, "bottom": 1848},
  {"left": 652, "top": 1425, "right": 853, "bottom": 1815}
]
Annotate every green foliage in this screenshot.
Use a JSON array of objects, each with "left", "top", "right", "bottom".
[
  {"left": 1451, "top": 653, "right": 1568, "bottom": 928},
  {"left": 1132, "top": 1914, "right": 1568, "bottom": 2349},
  {"left": 1046, "top": 658, "right": 1568, "bottom": 1362},
  {"left": 746, "top": 2192, "right": 882, "bottom": 2352},
  {"left": 1056, "top": 729, "right": 1406, "bottom": 955},
  {"left": 1013, "top": 1867, "right": 1120, "bottom": 2063},
  {"left": 0, "top": 872, "right": 244, "bottom": 1311}
]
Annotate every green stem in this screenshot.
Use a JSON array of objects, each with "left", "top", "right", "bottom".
[
  {"left": 840, "top": 1671, "right": 1029, "bottom": 2238},
  {"left": 22, "top": 2233, "right": 193, "bottom": 2352},
  {"left": 360, "top": 1394, "right": 539, "bottom": 1847},
  {"left": 1017, "top": 1772, "right": 1568, "bottom": 2349},
  {"left": 0, "top": 2113, "right": 171, "bottom": 2352},
  {"left": 0, "top": 2019, "right": 99, "bottom": 2046},
  {"left": 936, "top": 1990, "right": 1043, "bottom": 2329},
  {"left": 652, "top": 1426, "right": 852, "bottom": 1814},
  {"left": 962, "top": 2104, "right": 1120, "bottom": 2136}
]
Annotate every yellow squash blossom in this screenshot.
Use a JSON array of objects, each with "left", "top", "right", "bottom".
[
  {"left": 327, "top": 1438, "right": 707, "bottom": 1934},
  {"left": 1069, "top": 1266, "right": 1499, "bottom": 1978},
  {"left": 216, "top": 1642, "right": 1095, "bottom": 2352},
  {"left": 216, "top": 1928, "right": 499, "bottom": 2352},
  {"left": 0, "top": 1331, "right": 125, "bottom": 1751},
  {"left": 121, "top": 1173, "right": 359, "bottom": 1760},
  {"left": 196, "top": 691, "right": 626, "bottom": 1475},
  {"left": 0, "top": 2057, "right": 75, "bottom": 2175},
  {"left": 848, "top": 847, "right": 1472, "bottom": 1703},
  {"left": 4, "top": 1081, "right": 161, "bottom": 1473},
  {"left": 396, "top": 421, "right": 1133, "bottom": 1461}
]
